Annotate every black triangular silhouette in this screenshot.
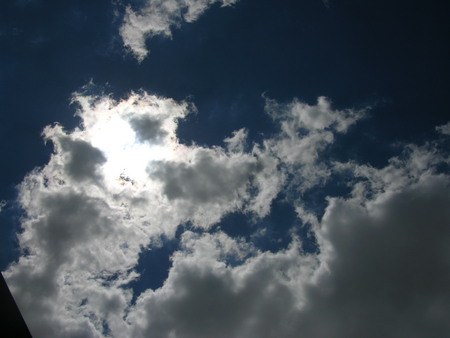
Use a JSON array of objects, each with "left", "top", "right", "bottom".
[{"left": 0, "top": 272, "right": 32, "bottom": 337}]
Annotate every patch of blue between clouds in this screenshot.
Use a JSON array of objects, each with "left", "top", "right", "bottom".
[
  {"left": 102, "top": 320, "right": 111, "bottom": 337},
  {"left": 300, "top": 172, "right": 354, "bottom": 213},
  {"left": 125, "top": 226, "right": 184, "bottom": 302},
  {"left": 214, "top": 197, "right": 309, "bottom": 254},
  {"left": 125, "top": 194, "right": 323, "bottom": 296},
  {"left": 214, "top": 175, "right": 354, "bottom": 257},
  {"left": 0, "top": 202, "right": 26, "bottom": 271}
]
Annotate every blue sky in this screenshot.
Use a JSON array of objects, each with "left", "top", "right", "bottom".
[{"left": 1, "top": 0, "right": 450, "bottom": 337}]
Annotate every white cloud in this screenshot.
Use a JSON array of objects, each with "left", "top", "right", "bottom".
[
  {"left": 127, "top": 231, "right": 318, "bottom": 338},
  {"left": 264, "top": 95, "right": 366, "bottom": 191},
  {"left": 6, "top": 179, "right": 141, "bottom": 337},
  {"left": 126, "top": 141, "right": 450, "bottom": 338},
  {"left": 4, "top": 91, "right": 198, "bottom": 337},
  {"left": 334, "top": 143, "right": 449, "bottom": 202},
  {"left": 246, "top": 142, "right": 285, "bottom": 217},
  {"left": 224, "top": 127, "right": 248, "bottom": 153},
  {"left": 149, "top": 146, "right": 262, "bottom": 227},
  {"left": 3, "top": 88, "right": 450, "bottom": 337},
  {"left": 120, "top": 0, "right": 238, "bottom": 61},
  {"left": 436, "top": 121, "right": 450, "bottom": 136},
  {"left": 264, "top": 96, "right": 363, "bottom": 133},
  {"left": 3, "top": 89, "right": 281, "bottom": 336}
]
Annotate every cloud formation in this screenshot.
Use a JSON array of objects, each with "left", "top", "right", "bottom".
[
  {"left": 264, "top": 95, "right": 365, "bottom": 191},
  {"left": 298, "top": 149, "right": 450, "bottom": 338},
  {"left": 129, "top": 115, "right": 168, "bottom": 144},
  {"left": 120, "top": 0, "right": 238, "bottom": 61},
  {"left": 126, "top": 141, "right": 450, "bottom": 338},
  {"left": 4, "top": 89, "right": 450, "bottom": 337},
  {"left": 436, "top": 121, "right": 450, "bottom": 136}
]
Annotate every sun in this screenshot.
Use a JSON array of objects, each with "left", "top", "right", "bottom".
[{"left": 85, "top": 111, "right": 174, "bottom": 185}]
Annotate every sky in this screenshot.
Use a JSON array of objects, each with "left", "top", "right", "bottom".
[{"left": 1, "top": 0, "right": 449, "bottom": 337}]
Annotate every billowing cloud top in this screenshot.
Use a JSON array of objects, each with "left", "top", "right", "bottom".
[
  {"left": 4, "top": 86, "right": 450, "bottom": 337},
  {"left": 120, "top": 0, "right": 238, "bottom": 61}
]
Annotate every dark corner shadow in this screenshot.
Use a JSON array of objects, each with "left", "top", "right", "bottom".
[{"left": 0, "top": 272, "right": 32, "bottom": 337}]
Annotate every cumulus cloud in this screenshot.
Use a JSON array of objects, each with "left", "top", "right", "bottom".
[
  {"left": 127, "top": 231, "right": 317, "bottom": 338},
  {"left": 3, "top": 89, "right": 279, "bottom": 336},
  {"left": 120, "top": 0, "right": 238, "bottom": 61},
  {"left": 43, "top": 130, "right": 107, "bottom": 183},
  {"left": 295, "top": 142, "right": 450, "bottom": 337},
  {"left": 151, "top": 148, "right": 259, "bottom": 202},
  {"left": 6, "top": 179, "right": 142, "bottom": 337},
  {"left": 297, "top": 174, "right": 450, "bottom": 338},
  {"left": 147, "top": 146, "right": 263, "bottom": 227},
  {"left": 127, "top": 141, "right": 450, "bottom": 338},
  {"left": 4, "top": 91, "right": 198, "bottom": 337},
  {"left": 3, "top": 88, "right": 450, "bottom": 337}
]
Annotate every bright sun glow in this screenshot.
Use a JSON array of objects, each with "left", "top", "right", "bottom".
[{"left": 87, "top": 113, "right": 174, "bottom": 184}]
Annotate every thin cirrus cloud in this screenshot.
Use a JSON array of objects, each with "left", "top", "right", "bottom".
[
  {"left": 4, "top": 82, "right": 450, "bottom": 337},
  {"left": 436, "top": 121, "right": 450, "bottom": 136},
  {"left": 120, "top": 0, "right": 239, "bottom": 61}
]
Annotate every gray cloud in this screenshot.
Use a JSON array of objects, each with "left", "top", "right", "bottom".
[
  {"left": 42, "top": 124, "right": 107, "bottom": 184},
  {"left": 128, "top": 151, "right": 450, "bottom": 338},
  {"left": 4, "top": 90, "right": 450, "bottom": 338},
  {"left": 59, "top": 137, "right": 107, "bottom": 182},
  {"left": 6, "top": 188, "right": 116, "bottom": 337},
  {"left": 263, "top": 96, "right": 366, "bottom": 192},
  {"left": 128, "top": 231, "right": 317, "bottom": 338},
  {"left": 150, "top": 149, "right": 260, "bottom": 203},
  {"left": 297, "top": 174, "right": 450, "bottom": 338},
  {"left": 129, "top": 115, "right": 168, "bottom": 144}
]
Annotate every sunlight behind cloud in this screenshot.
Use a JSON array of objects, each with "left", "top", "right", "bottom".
[
  {"left": 6, "top": 87, "right": 450, "bottom": 338},
  {"left": 70, "top": 91, "right": 190, "bottom": 187},
  {"left": 2, "top": 0, "right": 450, "bottom": 336},
  {"left": 89, "top": 114, "right": 174, "bottom": 184}
]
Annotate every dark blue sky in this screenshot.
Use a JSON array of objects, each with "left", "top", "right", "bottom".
[
  {"left": 1, "top": 1, "right": 450, "bottom": 336},
  {"left": 1, "top": 0, "right": 449, "bottom": 271},
  {"left": 1, "top": 0, "right": 448, "bottom": 196}
]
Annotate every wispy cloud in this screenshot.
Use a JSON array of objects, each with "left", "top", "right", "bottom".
[
  {"left": 120, "top": 0, "right": 238, "bottom": 62},
  {"left": 0, "top": 200, "right": 6, "bottom": 212},
  {"left": 436, "top": 121, "right": 450, "bottom": 136}
]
